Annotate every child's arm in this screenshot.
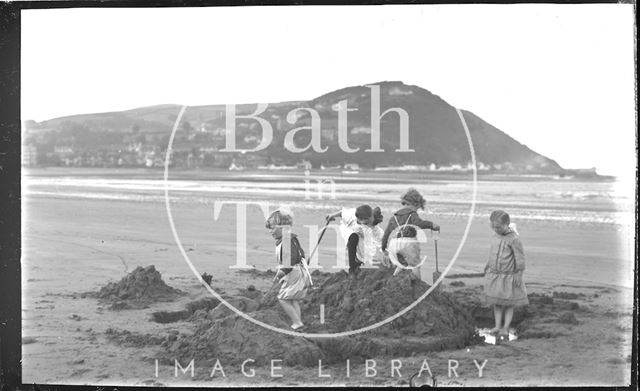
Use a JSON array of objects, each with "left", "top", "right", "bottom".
[
  {"left": 484, "top": 245, "right": 493, "bottom": 274},
  {"left": 410, "top": 213, "right": 440, "bottom": 231},
  {"left": 511, "top": 238, "right": 525, "bottom": 287},
  {"left": 381, "top": 221, "right": 393, "bottom": 252},
  {"left": 325, "top": 211, "right": 342, "bottom": 223},
  {"left": 329, "top": 207, "right": 358, "bottom": 228},
  {"left": 511, "top": 238, "right": 525, "bottom": 272}
]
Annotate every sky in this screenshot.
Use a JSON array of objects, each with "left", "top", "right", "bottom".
[{"left": 21, "top": 4, "right": 636, "bottom": 177}]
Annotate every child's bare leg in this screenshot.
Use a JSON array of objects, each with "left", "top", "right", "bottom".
[
  {"left": 491, "top": 305, "right": 503, "bottom": 333},
  {"left": 501, "top": 306, "right": 514, "bottom": 335},
  {"left": 278, "top": 299, "right": 300, "bottom": 326},
  {"left": 292, "top": 300, "right": 303, "bottom": 325}
]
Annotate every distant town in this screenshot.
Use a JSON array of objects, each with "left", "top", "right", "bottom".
[
  {"left": 21, "top": 137, "right": 598, "bottom": 178},
  {"left": 20, "top": 82, "right": 602, "bottom": 178},
  {"left": 20, "top": 125, "right": 546, "bottom": 173}
]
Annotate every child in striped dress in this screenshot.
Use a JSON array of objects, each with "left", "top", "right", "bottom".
[{"left": 483, "top": 210, "right": 529, "bottom": 338}]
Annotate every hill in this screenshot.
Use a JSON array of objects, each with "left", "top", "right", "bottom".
[{"left": 23, "top": 81, "right": 562, "bottom": 173}]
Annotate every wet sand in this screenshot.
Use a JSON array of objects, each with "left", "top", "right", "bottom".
[{"left": 21, "top": 191, "right": 633, "bottom": 386}]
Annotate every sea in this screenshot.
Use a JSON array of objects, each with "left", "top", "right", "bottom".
[{"left": 22, "top": 168, "right": 633, "bottom": 227}]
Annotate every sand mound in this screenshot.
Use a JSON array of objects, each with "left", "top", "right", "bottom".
[
  {"left": 151, "top": 297, "right": 220, "bottom": 323},
  {"left": 164, "top": 268, "right": 477, "bottom": 367},
  {"left": 262, "top": 268, "right": 475, "bottom": 338},
  {"left": 449, "top": 286, "right": 588, "bottom": 340},
  {"left": 150, "top": 295, "right": 263, "bottom": 324},
  {"left": 449, "top": 286, "right": 534, "bottom": 328},
  {"left": 96, "top": 265, "right": 181, "bottom": 310},
  {"left": 104, "top": 269, "right": 599, "bottom": 367},
  {"left": 165, "top": 310, "right": 324, "bottom": 366},
  {"left": 556, "top": 311, "right": 579, "bottom": 324}
]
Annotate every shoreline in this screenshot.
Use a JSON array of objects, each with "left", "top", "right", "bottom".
[{"left": 23, "top": 166, "right": 616, "bottom": 183}]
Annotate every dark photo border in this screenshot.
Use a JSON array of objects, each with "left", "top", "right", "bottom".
[{"left": 0, "top": 1, "right": 635, "bottom": 390}]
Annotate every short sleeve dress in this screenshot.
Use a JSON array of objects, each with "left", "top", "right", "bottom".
[{"left": 483, "top": 230, "right": 529, "bottom": 307}]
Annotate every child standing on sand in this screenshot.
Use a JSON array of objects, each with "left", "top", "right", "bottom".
[
  {"left": 483, "top": 210, "right": 529, "bottom": 339},
  {"left": 266, "top": 209, "right": 312, "bottom": 331}
]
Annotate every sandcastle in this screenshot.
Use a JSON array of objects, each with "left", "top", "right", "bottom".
[{"left": 95, "top": 265, "right": 182, "bottom": 309}]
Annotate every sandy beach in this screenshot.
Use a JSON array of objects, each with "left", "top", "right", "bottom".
[
  {"left": 20, "top": 169, "right": 634, "bottom": 386},
  {"left": 13, "top": 3, "right": 636, "bottom": 387}
]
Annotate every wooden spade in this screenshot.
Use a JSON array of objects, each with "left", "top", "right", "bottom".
[{"left": 432, "top": 229, "right": 442, "bottom": 290}]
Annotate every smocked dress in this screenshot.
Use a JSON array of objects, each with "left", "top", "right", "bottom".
[{"left": 483, "top": 230, "right": 529, "bottom": 307}]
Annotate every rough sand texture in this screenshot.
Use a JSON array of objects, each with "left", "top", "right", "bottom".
[
  {"left": 161, "top": 268, "right": 476, "bottom": 368},
  {"left": 93, "top": 265, "right": 182, "bottom": 310},
  {"left": 21, "top": 192, "right": 633, "bottom": 386}
]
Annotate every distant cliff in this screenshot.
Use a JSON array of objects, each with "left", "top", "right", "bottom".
[{"left": 23, "top": 81, "right": 562, "bottom": 173}]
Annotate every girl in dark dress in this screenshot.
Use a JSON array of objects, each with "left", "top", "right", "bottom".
[{"left": 382, "top": 188, "right": 440, "bottom": 254}]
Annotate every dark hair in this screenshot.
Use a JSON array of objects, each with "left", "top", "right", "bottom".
[
  {"left": 355, "top": 204, "right": 373, "bottom": 220},
  {"left": 372, "top": 207, "right": 383, "bottom": 226},
  {"left": 398, "top": 225, "right": 417, "bottom": 238},
  {"left": 490, "top": 210, "right": 510, "bottom": 225}
]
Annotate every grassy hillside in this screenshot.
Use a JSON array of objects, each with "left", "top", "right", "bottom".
[{"left": 23, "top": 82, "right": 562, "bottom": 172}]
